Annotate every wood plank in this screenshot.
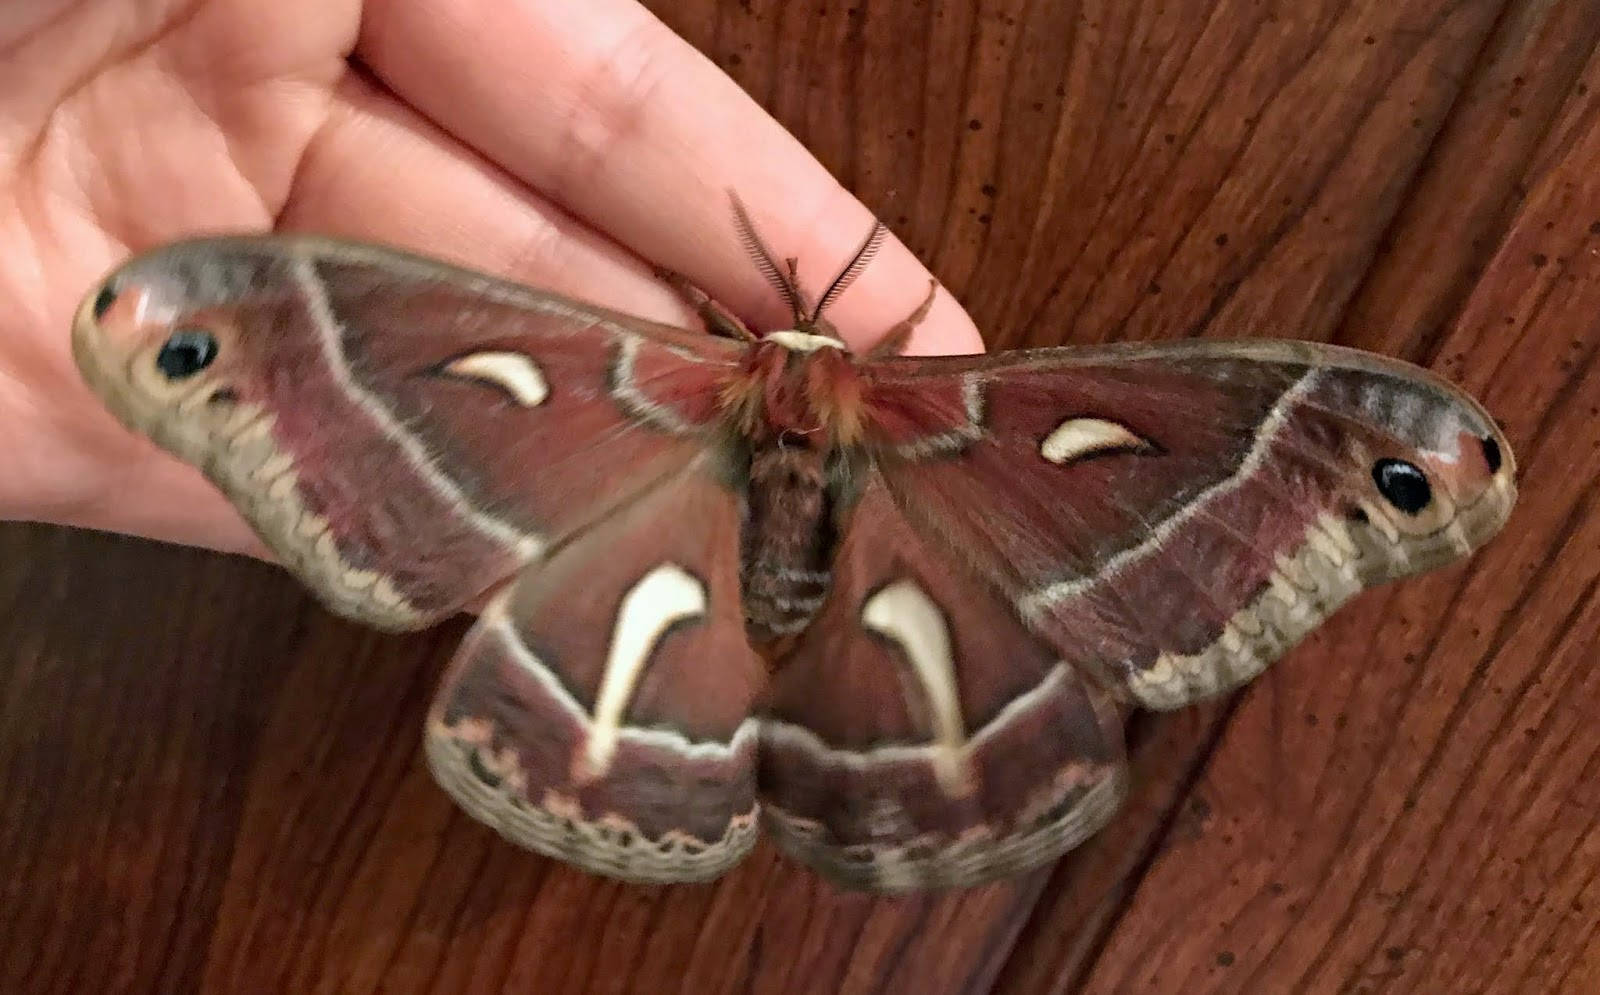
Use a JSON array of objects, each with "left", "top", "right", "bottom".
[
  {"left": 1036, "top": 2, "right": 1600, "bottom": 992},
  {"left": 0, "top": 528, "right": 310, "bottom": 993}
]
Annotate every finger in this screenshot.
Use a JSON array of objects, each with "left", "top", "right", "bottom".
[
  {"left": 25, "top": 424, "right": 271, "bottom": 559},
  {"left": 284, "top": 72, "right": 699, "bottom": 328},
  {"left": 358, "top": 0, "right": 984, "bottom": 356},
  {"left": 60, "top": 76, "right": 675, "bottom": 565}
]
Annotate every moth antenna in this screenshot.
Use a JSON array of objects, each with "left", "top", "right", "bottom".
[
  {"left": 729, "top": 192, "right": 805, "bottom": 325},
  {"left": 783, "top": 257, "right": 817, "bottom": 318},
  {"left": 812, "top": 220, "right": 888, "bottom": 322}
]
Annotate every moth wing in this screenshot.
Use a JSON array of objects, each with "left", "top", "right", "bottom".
[
  {"left": 759, "top": 473, "right": 1129, "bottom": 891},
  {"left": 74, "top": 236, "right": 742, "bottom": 629},
  {"left": 426, "top": 455, "right": 767, "bottom": 882},
  {"left": 764, "top": 340, "right": 1514, "bottom": 890},
  {"left": 856, "top": 340, "right": 1516, "bottom": 710}
]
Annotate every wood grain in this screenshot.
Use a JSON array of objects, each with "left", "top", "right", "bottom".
[{"left": 3, "top": 0, "right": 1597, "bottom": 992}]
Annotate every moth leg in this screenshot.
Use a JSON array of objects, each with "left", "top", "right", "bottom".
[
  {"left": 865, "top": 279, "right": 939, "bottom": 359},
  {"left": 655, "top": 266, "right": 759, "bottom": 342}
]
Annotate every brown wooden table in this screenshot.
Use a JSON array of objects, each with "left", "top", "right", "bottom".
[{"left": 5, "top": 1, "right": 1599, "bottom": 992}]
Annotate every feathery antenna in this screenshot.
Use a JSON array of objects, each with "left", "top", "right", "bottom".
[
  {"left": 812, "top": 221, "right": 887, "bottom": 321},
  {"left": 729, "top": 192, "right": 806, "bottom": 325}
]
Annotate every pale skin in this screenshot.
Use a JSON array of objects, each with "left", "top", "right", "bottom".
[{"left": 0, "top": 0, "right": 983, "bottom": 557}]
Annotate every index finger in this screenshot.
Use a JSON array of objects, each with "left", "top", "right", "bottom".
[{"left": 359, "top": 0, "right": 984, "bottom": 356}]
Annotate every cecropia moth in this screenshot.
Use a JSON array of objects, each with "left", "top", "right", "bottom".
[{"left": 71, "top": 209, "right": 1516, "bottom": 891}]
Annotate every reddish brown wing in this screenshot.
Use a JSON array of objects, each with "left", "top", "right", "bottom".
[
  {"left": 854, "top": 339, "right": 1516, "bottom": 710},
  {"left": 74, "top": 236, "right": 741, "bottom": 629},
  {"left": 764, "top": 340, "right": 1514, "bottom": 889},
  {"left": 427, "top": 457, "right": 766, "bottom": 882},
  {"left": 75, "top": 237, "right": 766, "bottom": 883},
  {"left": 760, "top": 474, "right": 1128, "bottom": 891}
]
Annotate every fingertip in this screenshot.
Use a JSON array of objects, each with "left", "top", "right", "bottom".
[
  {"left": 816, "top": 232, "right": 984, "bottom": 357},
  {"left": 360, "top": 0, "right": 988, "bottom": 357}
]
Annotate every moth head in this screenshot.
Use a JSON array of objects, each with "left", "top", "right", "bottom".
[{"left": 72, "top": 239, "right": 302, "bottom": 445}]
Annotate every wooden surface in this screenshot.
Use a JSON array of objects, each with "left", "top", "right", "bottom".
[{"left": 4, "top": 0, "right": 1599, "bottom": 992}]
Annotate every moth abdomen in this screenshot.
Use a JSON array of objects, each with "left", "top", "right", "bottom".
[{"left": 740, "top": 444, "right": 838, "bottom": 643}]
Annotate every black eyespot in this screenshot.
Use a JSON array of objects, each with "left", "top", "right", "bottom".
[
  {"left": 1372, "top": 458, "right": 1432, "bottom": 515},
  {"left": 155, "top": 329, "right": 218, "bottom": 379},
  {"left": 92, "top": 284, "right": 119, "bottom": 320},
  {"left": 1481, "top": 437, "right": 1503, "bottom": 474}
]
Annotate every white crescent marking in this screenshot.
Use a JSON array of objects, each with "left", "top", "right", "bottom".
[
  {"left": 581, "top": 563, "right": 708, "bottom": 779},
  {"left": 860, "top": 579, "right": 973, "bottom": 797},
  {"left": 1020, "top": 371, "right": 1317, "bottom": 619},
  {"left": 1040, "top": 418, "right": 1150, "bottom": 463},
  {"left": 444, "top": 351, "right": 549, "bottom": 406},
  {"left": 290, "top": 257, "right": 544, "bottom": 561}
]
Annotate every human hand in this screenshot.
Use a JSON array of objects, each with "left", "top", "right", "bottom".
[{"left": 0, "top": 0, "right": 981, "bottom": 555}]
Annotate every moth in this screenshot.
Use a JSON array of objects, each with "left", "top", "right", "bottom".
[{"left": 72, "top": 207, "right": 1516, "bottom": 891}]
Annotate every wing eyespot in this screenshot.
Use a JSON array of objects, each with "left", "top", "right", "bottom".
[
  {"left": 1481, "top": 436, "right": 1503, "bottom": 474},
  {"left": 1372, "top": 458, "right": 1432, "bottom": 515},
  {"left": 155, "top": 329, "right": 218, "bottom": 380},
  {"left": 92, "top": 284, "right": 119, "bottom": 320}
]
